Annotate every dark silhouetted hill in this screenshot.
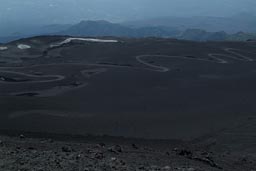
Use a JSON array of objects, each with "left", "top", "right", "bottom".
[
  {"left": 59, "top": 20, "right": 180, "bottom": 38},
  {"left": 1, "top": 19, "right": 256, "bottom": 43},
  {"left": 123, "top": 13, "right": 256, "bottom": 34}
]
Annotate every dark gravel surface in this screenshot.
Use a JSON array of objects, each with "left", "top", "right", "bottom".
[{"left": 0, "top": 133, "right": 255, "bottom": 171}]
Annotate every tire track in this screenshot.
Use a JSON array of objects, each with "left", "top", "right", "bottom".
[
  {"left": 0, "top": 70, "right": 65, "bottom": 84},
  {"left": 136, "top": 48, "right": 256, "bottom": 72}
]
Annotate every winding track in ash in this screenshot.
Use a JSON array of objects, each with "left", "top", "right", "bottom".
[
  {"left": 43, "top": 37, "right": 256, "bottom": 73},
  {"left": 0, "top": 37, "right": 125, "bottom": 84},
  {"left": 0, "top": 63, "right": 136, "bottom": 82},
  {"left": 136, "top": 48, "right": 256, "bottom": 72},
  {"left": 1, "top": 46, "right": 255, "bottom": 83},
  {"left": 0, "top": 70, "right": 65, "bottom": 84},
  {"left": 0, "top": 37, "right": 256, "bottom": 85},
  {"left": 0, "top": 48, "right": 255, "bottom": 83},
  {"left": 0, "top": 63, "right": 134, "bottom": 96},
  {"left": 8, "top": 109, "right": 93, "bottom": 119}
]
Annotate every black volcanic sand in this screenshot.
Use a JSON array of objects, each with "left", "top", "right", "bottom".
[{"left": 0, "top": 36, "right": 256, "bottom": 165}]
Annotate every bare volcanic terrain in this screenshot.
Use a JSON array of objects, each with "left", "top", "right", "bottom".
[
  {"left": 0, "top": 132, "right": 255, "bottom": 171},
  {"left": 0, "top": 36, "right": 256, "bottom": 170}
]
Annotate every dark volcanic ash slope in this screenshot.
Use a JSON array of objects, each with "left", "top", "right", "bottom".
[{"left": 0, "top": 36, "right": 256, "bottom": 162}]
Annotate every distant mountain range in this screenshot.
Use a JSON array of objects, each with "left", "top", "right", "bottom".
[
  {"left": 59, "top": 20, "right": 180, "bottom": 38},
  {"left": 179, "top": 30, "right": 256, "bottom": 41},
  {"left": 123, "top": 13, "right": 256, "bottom": 34},
  {"left": 1, "top": 19, "right": 256, "bottom": 43},
  {"left": 0, "top": 24, "right": 71, "bottom": 43}
]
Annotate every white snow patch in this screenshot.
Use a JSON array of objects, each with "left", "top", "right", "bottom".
[
  {"left": 17, "top": 44, "right": 31, "bottom": 50},
  {"left": 0, "top": 46, "right": 8, "bottom": 51},
  {"left": 50, "top": 37, "right": 118, "bottom": 48}
]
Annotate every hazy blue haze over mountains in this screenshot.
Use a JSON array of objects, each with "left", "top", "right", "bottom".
[
  {"left": 124, "top": 14, "right": 256, "bottom": 34},
  {"left": 59, "top": 20, "right": 180, "bottom": 38},
  {"left": 1, "top": 20, "right": 256, "bottom": 43},
  {"left": 0, "top": 0, "right": 255, "bottom": 42},
  {"left": 0, "top": 0, "right": 256, "bottom": 36}
]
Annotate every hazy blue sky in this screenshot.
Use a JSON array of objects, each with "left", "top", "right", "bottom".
[{"left": 0, "top": 0, "right": 255, "bottom": 35}]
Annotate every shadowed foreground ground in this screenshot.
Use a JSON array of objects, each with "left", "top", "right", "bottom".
[{"left": 0, "top": 132, "right": 255, "bottom": 171}]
